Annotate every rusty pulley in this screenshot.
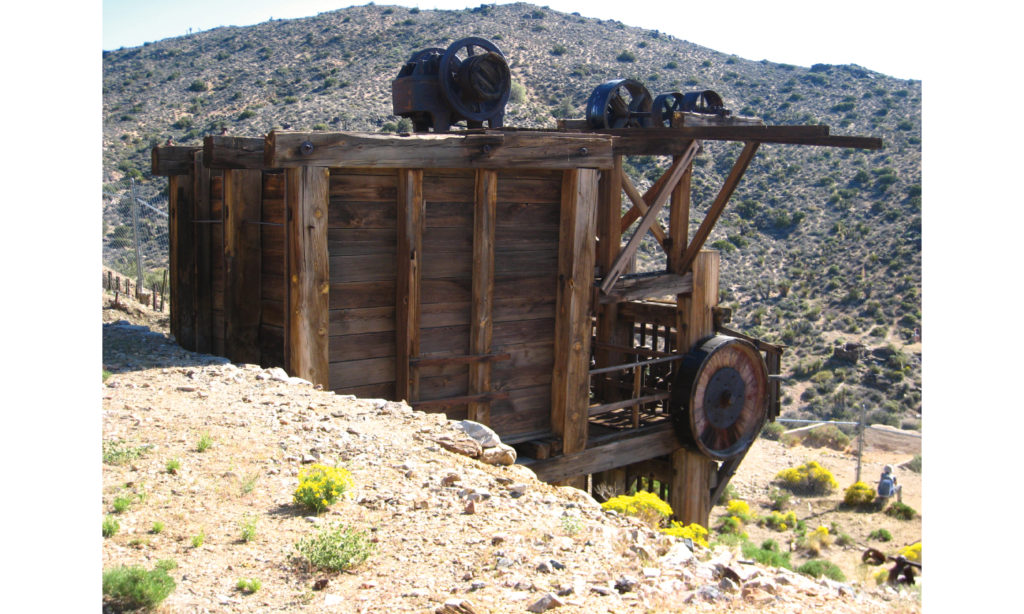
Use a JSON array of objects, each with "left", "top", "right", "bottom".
[
  {"left": 669, "top": 335, "right": 769, "bottom": 460},
  {"left": 392, "top": 37, "right": 511, "bottom": 132},
  {"left": 586, "top": 79, "right": 732, "bottom": 128}
]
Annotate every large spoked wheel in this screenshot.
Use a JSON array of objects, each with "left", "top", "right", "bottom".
[
  {"left": 585, "top": 79, "right": 653, "bottom": 129},
  {"left": 652, "top": 92, "right": 686, "bottom": 127},
  {"left": 438, "top": 37, "right": 511, "bottom": 124},
  {"left": 670, "top": 335, "right": 769, "bottom": 460}
]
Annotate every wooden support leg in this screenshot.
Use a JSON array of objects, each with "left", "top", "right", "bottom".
[
  {"left": 396, "top": 169, "right": 424, "bottom": 403},
  {"left": 671, "top": 448, "right": 716, "bottom": 527},
  {"left": 224, "top": 168, "right": 263, "bottom": 365},
  {"left": 193, "top": 152, "right": 213, "bottom": 354},
  {"left": 169, "top": 172, "right": 196, "bottom": 350},
  {"left": 285, "top": 166, "right": 330, "bottom": 388},
  {"left": 469, "top": 169, "right": 497, "bottom": 424}
]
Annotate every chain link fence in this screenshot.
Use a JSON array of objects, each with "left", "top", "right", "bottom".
[{"left": 102, "top": 178, "right": 170, "bottom": 305}]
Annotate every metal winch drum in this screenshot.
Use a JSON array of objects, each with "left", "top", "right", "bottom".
[
  {"left": 586, "top": 79, "right": 732, "bottom": 129},
  {"left": 670, "top": 335, "right": 769, "bottom": 460},
  {"left": 392, "top": 37, "right": 511, "bottom": 132}
]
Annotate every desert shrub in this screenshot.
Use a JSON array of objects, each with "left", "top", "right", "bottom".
[
  {"left": 102, "top": 565, "right": 176, "bottom": 611},
  {"left": 741, "top": 540, "right": 792, "bottom": 569},
  {"left": 191, "top": 529, "right": 205, "bottom": 548},
  {"left": 885, "top": 501, "right": 917, "bottom": 521},
  {"left": 716, "top": 482, "right": 739, "bottom": 505},
  {"left": 237, "top": 108, "right": 256, "bottom": 120},
  {"left": 236, "top": 578, "right": 262, "bottom": 594},
  {"left": 240, "top": 516, "right": 258, "bottom": 542},
  {"left": 616, "top": 50, "right": 636, "bottom": 63},
  {"left": 774, "top": 461, "right": 838, "bottom": 495},
  {"left": 601, "top": 491, "right": 672, "bottom": 527},
  {"left": 797, "top": 559, "right": 845, "bottom": 581},
  {"left": 187, "top": 80, "right": 208, "bottom": 92},
  {"left": 103, "top": 440, "right": 153, "bottom": 465},
  {"left": 196, "top": 431, "right": 213, "bottom": 452},
  {"left": 843, "top": 481, "right": 876, "bottom": 507},
  {"left": 661, "top": 522, "right": 709, "bottom": 548},
  {"left": 873, "top": 568, "right": 890, "bottom": 585},
  {"left": 550, "top": 44, "right": 567, "bottom": 56},
  {"left": 759, "top": 510, "right": 797, "bottom": 532},
  {"left": 726, "top": 499, "right": 755, "bottom": 523},
  {"left": 716, "top": 515, "right": 746, "bottom": 537},
  {"left": 294, "top": 464, "right": 353, "bottom": 514},
  {"left": 767, "top": 488, "right": 791, "bottom": 511},
  {"left": 294, "top": 524, "right": 373, "bottom": 572},
  {"left": 103, "top": 515, "right": 120, "bottom": 537},
  {"left": 868, "top": 528, "right": 892, "bottom": 542},
  {"left": 800, "top": 425, "right": 850, "bottom": 451},
  {"left": 761, "top": 422, "right": 785, "bottom": 441},
  {"left": 905, "top": 455, "right": 922, "bottom": 473},
  {"left": 899, "top": 542, "right": 922, "bottom": 563},
  {"left": 509, "top": 81, "right": 526, "bottom": 104},
  {"left": 166, "top": 458, "right": 181, "bottom": 474}
]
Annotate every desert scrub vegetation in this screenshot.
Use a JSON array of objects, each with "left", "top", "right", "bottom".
[
  {"left": 103, "top": 439, "right": 152, "bottom": 465},
  {"left": 293, "top": 464, "right": 353, "bottom": 514},
  {"left": 236, "top": 578, "right": 262, "bottom": 594},
  {"left": 742, "top": 539, "right": 792, "bottom": 569},
  {"left": 797, "top": 558, "right": 845, "bottom": 581},
  {"left": 294, "top": 524, "right": 374, "bottom": 572},
  {"left": 868, "top": 528, "right": 892, "bottom": 542},
  {"left": 661, "top": 522, "right": 709, "bottom": 548},
  {"left": 196, "top": 431, "right": 213, "bottom": 452},
  {"left": 774, "top": 461, "right": 838, "bottom": 495},
  {"left": 760, "top": 421, "right": 786, "bottom": 441},
  {"left": 102, "top": 515, "right": 120, "bottom": 538},
  {"left": 843, "top": 481, "right": 877, "bottom": 507},
  {"left": 885, "top": 501, "right": 917, "bottom": 520},
  {"left": 601, "top": 491, "right": 673, "bottom": 528},
  {"left": 782, "top": 424, "right": 849, "bottom": 450},
  {"left": 102, "top": 563, "right": 176, "bottom": 611},
  {"left": 899, "top": 542, "right": 921, "bottom": 563},
  {"left": 759, "top": 510, "right": 798, "bottom": 532}
]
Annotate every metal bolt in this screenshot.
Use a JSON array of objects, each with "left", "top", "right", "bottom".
[
  {"left": 578, "top": 147, "right": 588, "bottom": 156},
  {"left": 300, "top": 141, "right": 315, "bottom": 156},
  {"left": 481, "top": 144, "right": 492, "bottom": 154}
]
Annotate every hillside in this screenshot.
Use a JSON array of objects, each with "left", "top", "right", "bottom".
[
  {"left": 101, "top": 292, "right": 921, "bottom": 612},
  {"left": 101, "top": 2, "right": 922, "bottom": 428}
]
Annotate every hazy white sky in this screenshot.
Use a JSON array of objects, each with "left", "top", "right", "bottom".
[{"left": 103, "top": 0, "right": 924, "bottom": 80}]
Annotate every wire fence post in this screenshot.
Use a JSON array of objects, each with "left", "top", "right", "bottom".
[{"left": 130, "top": 178, "right": 144, "bottom": 298}]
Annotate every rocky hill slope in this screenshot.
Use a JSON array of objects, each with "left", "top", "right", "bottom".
[
  {"left": 101, "top": 292, "right": 921, "bottom": 613},
  {"left": 101, "top": 2, "right": 921, "bottom": 428}
]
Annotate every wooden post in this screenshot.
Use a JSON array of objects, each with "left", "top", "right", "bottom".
[
  {"left": 193, "top": 151, "right": 213, "bottom": 353},
  {"left": 551, "top": 168, "right": 599, "bottom": 488},
  {"left": 469, "top": 169, "right": 497, "bottom": 424},
  {"left": 224, "top": 168, "right": 263, "bottom": 365},
  {"left": 285, "top": 166, "right": 330, "bottom": 387},
  {"left": 595, "top": 157, "right": 630, "bottom": 403},
  {"left": 396, "top": 169, "right": 424, "bottom": 403},
  {"left": 670, "top": 250, "right": 720, "bottom": 527},
  {"left": 168, "top": 172, "right": 196, "bottom": 349}
]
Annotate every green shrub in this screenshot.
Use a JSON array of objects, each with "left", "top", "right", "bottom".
[
  {"left": 774, "top": 461, "right": 838, "bottom": 495},
  {"left": 191, "top": 529, "right": 205, "bottom": 548},
  {"left": 151, "top": 521, "right": 165, "bottom": 534},
  {"left": 905, "top": 455, "right": 922, "bottom": 473},
  {"left": 294, "top": 464, "right": 354, "bottom": 514},
  {"left": 509, "top": 81, "right": 526, "bottom": 104},
  {"left": 166, "top": 458, "right": 181, "bottom": 474},
  {"left": 843, "top": 481, "right": 876, "bottom": 507},
  {"left": 103, "top": 515, "right": 120, "bottom": 538},
  {"left": 295, "top": 524, "right": 374, "bottom": 572},
  {"left": 741, "top": 540, "right": 792, "bottom": 569},
  {"left": 797, "top": 559, "right": 845, "bottom": 581},
  {"left": 237, "top": 108, "right": 256, "bottom": 120},
  {"left": 616, "top": 50, "right": 636, "bottom": 63},
  {"left": 601, "top": 491, "right": 672, "bottom": 527},
  {"left": 196, "top": 432, "right": 213, "bottom": 452},
  {"left": 236, "top": 578, "right": 262, "bottom": 594},
  {"left": 885, "top": 501, "right": 916, "bottom": 520},
  {"left": 868, "top": 528, "right": 892, "bottom": 542},
  {"left": 800, "top": 425, "right": 850, "bottom": 451},
  {"left": 550, "top": 44, "right": 567, "bottom": 56},
  {"left": 767, "top": 488, "right": 791, "bottom": 512},
  {"left": 102, "top": 565, "right": 176, "bottom": 611},
  {"left": 187, "top": 80, "right": 208, "bottom": 92},
  {"left": 103, "top": 440, "right": 152, "bottom": 465},
  {"left": 759, "top": 510, "right": 797, "bottom": 532},
  {"left": 761, "top": 422, "right": 785, "bottom": 441},
  {"left": 112, "top": 494, "right": 135, "bottom": 514},
  {"left": 240, "top": 516, "right": 258, "bottom": 543}
]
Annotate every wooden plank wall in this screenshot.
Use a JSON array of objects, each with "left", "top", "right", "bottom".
[
  {"left": 325, "top": 168, "right": 564, "bottom": 441},
  {"left": 260, "top": 171, "right": 287, "bottom": 368},
  {"left": 209, "top": 174, "right": 226, "bottom": 356}
]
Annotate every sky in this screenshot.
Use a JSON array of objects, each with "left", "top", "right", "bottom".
[{"left": 102, "top": 0, "right": 926, "bottom": 80}]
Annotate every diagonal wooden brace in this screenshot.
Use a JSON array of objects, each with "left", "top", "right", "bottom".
[
  {"left": 600, "top": 140, "right": 700, "bottom": 294},
  {"left": 620, "top": 169, "right": 667, "bottom": 247}
]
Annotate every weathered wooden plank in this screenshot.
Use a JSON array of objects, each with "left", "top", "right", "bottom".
[
  {"left": 266, "top": 131, "right": 615, "bottom": 169},
  {"left": 329, "top": 170, "right": 398, "bottom": 201},
  {"left": 329, "top": 306, "right": 396, "bottom": 336},
  {"left": 329, "top": 357, "right": 395, "bottom": 388},
  {"left": 169, "top": 173, "right": 197, "bottom": 350},
  {"left": 327, "top": 228, "right": 396, "bottom": 255},
  {"left": 395, "top": 169, "right": 424, "bottom": 402},
  {"left": 469, "top": 169, "right": 497, "bottom": 424},
  {"left": 329, "top": 253, "right": 398, "bottom": 283},
  {"left": 551, "top": 168, "right": 599, "bottom": 472},
  {"left": 224, "top": 169, "right": 263, "bottom": 364},
  {"left": 599, "top": 273, "right": 693, "bottom": 304},
  {"left": 523, "top": 425, "right": 680, "bottom": 483},
  {"left": 328, "top": 201, "right": 396, "bottom": 229},
  {"left": 192, "top": 152, "right": 214, "bottom": 353},
  {"left": 204, "top": 136, "right": 266, "bottom": 169},
  {"left": 286, "top": 166, "right": 330, "bottom": 387},
  {"left": 620, "top": 169, "right": 667, "bottom": 246},
  {"left": 601, "top": 141, "right": 700, "bottom": 294},
  {"left": 618, "top": 301, "right": 677, "bottom": 329},
  {"left": 328, "top": 331, "right": 396, "bottom": 362},
  {"left": 329, "top": 281, "right": 395, "bottom": 309},
  {"left": 332, "top": 381, "right": 395, "bottom": 399},
  {"left": 152, "top": 146, "right": 201, "bottom": 176},
  {"left": 594, "top": 156, "right": 628, "bottom": 404},
  {"left": 668, "top": 153, "right": 691, "bottom": 273},
  {"left": 679, "top": 142, "right": 759, "bottom": 274},
  {"left": 261, "top": 298, "right": 284, "bottom": 328},
  {"left": 262, "top": 248, "right": 285, "bottom": 277}
]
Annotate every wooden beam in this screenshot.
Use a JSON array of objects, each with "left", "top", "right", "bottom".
[
  {"left": 551, "top": 168, "right": 599, "bottom": 467},
  {"left": 285, "top": 166, "right": 330, "bottom": 387},
  {"left": 266, "top": 131, "right": 615, "bottom": 170},
  {"left": 168, "top": 171, "right": 196, "bottom": 350},
  {"left": 678, "top": 142, "right": 760, "bottom": 275},
  {"left": 192, "top": 151, "right": 213, "bottom": 354},
  {"left": 571, "top": 125, "right": 881, "bottom": 156},
  {"left": 668, "top": 153, "right": 692, "bottom": 274},
  {"left": 601, "top": 140, "right": 700, "bottom": 294},
  {"left": 469, "top": 169, "right": 497, "bottom": 424},
  {"left": 619, "top": 168, "right": 667, "bottom": 247},
  {"left": 395, "top": 169, "right": 424, "bottom": 403},
  {"left": 617, "top": 301, "right": 677, "bottom": 329},
  {"left": 619, "top": 160, "right": 676, "bottom": 232},
  {"left": 671, "top": 447, "right": 716, "bottom": 525},
  {"left": 599, "top": 272, "right": 693, "bottom": 304},
  {"left": 204, "top": 136, "right": 267, "bottom": 169},
  {"left": 595, "top": 156, "right": 628, "bottom": 403},
  {"left": 223, "top": 169, "right": 263, "bottom": 364},
  {"left": 523, "top": 425, "right": 679, "bottom": 483},
  {"left": 152, "top": 146, "right": 201, "bottom": 176},
  {"left": 412, "top": 391, "right": 509, "bottom": 410}
]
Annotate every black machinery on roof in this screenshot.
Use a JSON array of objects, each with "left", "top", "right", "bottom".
[
  {"left": 392, "top": 37, "right": 511, "bottom": 132},
  {"left": 585, "top": 78, "right": 731, "bottom": 129}
]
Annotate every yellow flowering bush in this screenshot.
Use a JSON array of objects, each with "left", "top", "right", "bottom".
[
  {"left": 843, "top": 481, "right": 876, "bottom": 507},
  {"left": 873, "top": 568, "right": 890, "bottom": 585},
  {"left": 899, "top": 542, "right": 921, "bottom": 563},
  {"left": 601, "top": 491, "right": 673, "bottom": 527},
  {"left": 759, "top": 510, "right": 798, "bottom": 531},
  {"left": 726, "top": 499, "right": 755, "bottom": 523},
  {"left": 293, "top": 464, "right": 353, "bottom": 514},
  {"left": 661, "top": 522, "right": 709, "bottom": 548},
  {"left": 774, "top": 461, "right": 838, "bottom": 495},
  {"left": 802, "top": 525, "right": 834, "bottom": 555}
]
